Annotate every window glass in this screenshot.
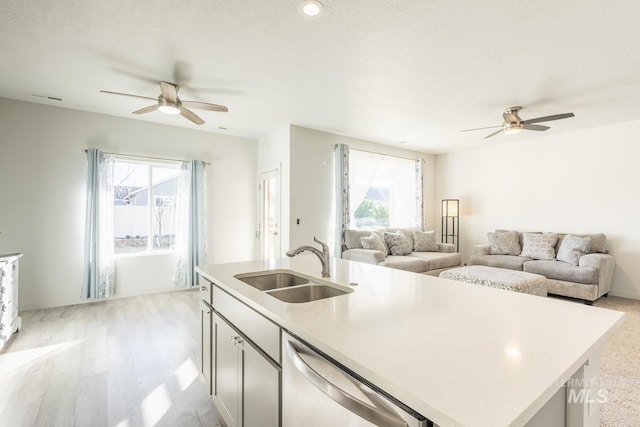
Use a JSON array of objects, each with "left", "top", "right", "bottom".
[
  {"left": 113, "top": 160, "right": 179, "bottom": 254},
  {"left": 151, "top": 166, "right": 179, "bottom": 250},
  {"left": 349, "top": 150, "right": 418, "bottom": 229}
]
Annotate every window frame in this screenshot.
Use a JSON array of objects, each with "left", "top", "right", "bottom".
[
  {"left": 112, "top": 157, "right": 181, "bottom": 257},
  {"left": 348, "top": 149, "right": 421, "bottom": 230}
]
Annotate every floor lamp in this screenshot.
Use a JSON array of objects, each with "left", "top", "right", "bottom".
[{"left": 442, "top": 199, "right": 459, "bottom": 252}]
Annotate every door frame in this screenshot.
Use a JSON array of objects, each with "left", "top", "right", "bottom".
[{"left": 257, "top": 163, "right": 281, "bottom": 260}]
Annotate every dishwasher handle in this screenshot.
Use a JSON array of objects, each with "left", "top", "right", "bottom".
[{"left": 285, "top": 339, "right": 409, "bottom": 427}]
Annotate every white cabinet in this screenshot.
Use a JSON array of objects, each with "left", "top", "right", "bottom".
[
  {"left": 213, "top": 312, "right": 280, "bottom": 427},
  {"left": 0, "top": 253, "right": 22, "bottom": 351},
  {"left": 200, "top": 299, "right": 213, "bottom": 395},
  {"left": 199, "top": 276, "right": 281, "bottom": 427}
]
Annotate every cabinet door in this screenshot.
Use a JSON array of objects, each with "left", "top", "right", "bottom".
[
  {"left": 214, "top": 313, "right": 242, "bottom": 427},
  {"left": 200, "top": 300, "right": 213, "bottom": 395},
  {"left": 242, "top": 342, "right": 281, "bottom": 427}
]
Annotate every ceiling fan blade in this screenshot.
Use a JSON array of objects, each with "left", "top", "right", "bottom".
[
  {"left": 100, "top": 90, "right": 156, "bottom": 101},
  {"left": 160, "top": 81, "right": 179, "bottom": 103},
  {"left": 180, "top": 107, "right": 205, "bottom": 125},
  {"left": 181, "top": 100, "right": 228, "bottom": 112},
  {"left": 523, "top": 112, "right": 575, "bottom": 124},
  {"left": 132, "top": 104, "right": 159, "bottom": 115},
  {"left": 483, "top": 129, "right": 504, "bottom": 139},
  {"left": 522, "top": 124, "right": 550, "bottom": 131},
  {"left": 460, "top": 125, "right": 502, "bottom": 132}
]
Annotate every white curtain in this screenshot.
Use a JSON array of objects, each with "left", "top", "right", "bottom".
[
  {"left": 174, "top": 160, "right": 206, "bottom": 287},
  {"left": 334, "top": 144, "right": 349, "bottom": 256},
  {"left": 348, "top": 152, "right": 382, "bottom": 225},
  {"left": 415, "top": 159, "right": 424, "bottom": 229},
  {"left": 82, "top": 148, "right": 115, "bottom": 299},
  {"left": 387, "top": 156, "right": 417, "bottom": 228}
]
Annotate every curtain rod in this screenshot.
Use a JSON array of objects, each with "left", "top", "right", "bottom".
[
  {"left": 342, "top": 146, "right": 425, "bottom": 162},
  {"left": 83, "top": 149, "right": 210, "bottom": 166}
]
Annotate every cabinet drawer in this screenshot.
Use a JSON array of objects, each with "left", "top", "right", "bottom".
[{"left": 212, "top": 285, "right": 280, "bottom": 363}]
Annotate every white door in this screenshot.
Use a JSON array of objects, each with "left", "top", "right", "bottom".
[{"left": 257, "top": 166, "right": 280, "bottom": 259}]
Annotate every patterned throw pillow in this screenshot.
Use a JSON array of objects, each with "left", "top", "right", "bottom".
[
  {"left": 556, "top": 234, "right": 592, "bottom": 265},
  {"left": 360, "top": 233, "right": 387, "bottom": 253},
  {"left": 383, "top": 231, "right": 412, "bottom": 256},
  {"left": 413, "top": 230, "right": 439, "bottom": 252},
  {"left": 487, "top": 230, "right": 521, "bottom": 255},
  {"left": 520, "top": 232, "right": 559, "bottom": 260}
]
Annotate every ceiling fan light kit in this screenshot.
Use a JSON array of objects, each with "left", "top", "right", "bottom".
[
  {"left": 461, "top": 106, "right": 575, "bottom": 139},
  {"left": 100, "top": 81, "right": 228, "bottom": 125},
  {"left": 158, "top": 99, "right": 181, "bottom": 115}
]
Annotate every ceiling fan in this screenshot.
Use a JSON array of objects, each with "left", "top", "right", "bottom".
[
  {"left": 100, "top": 81, "right": 228, "bottom": 125},
  {"left": 461, "top": 106, "right": 575, "bottom": 139}
]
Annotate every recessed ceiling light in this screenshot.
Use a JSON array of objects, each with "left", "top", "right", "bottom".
[
  {"left": 299, "top": 0, "right": 324, "bottom": 18},
  {"left": 505, "top": 347, "right": 522, "bottom": 358}
]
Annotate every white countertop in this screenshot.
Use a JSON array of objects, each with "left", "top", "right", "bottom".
[{"left": 196, "top": 256, "right": 624, "bottom": 427}]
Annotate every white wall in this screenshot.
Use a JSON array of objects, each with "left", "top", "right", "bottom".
[
  {"left": 0, "top": 98, "right": 257, "bottom": 310},
  {"left": 289, "top": 126, "right": 437, "bottom": 252},
  {"left": 435, "top": 120, "right": 640, "bottom": 299}
]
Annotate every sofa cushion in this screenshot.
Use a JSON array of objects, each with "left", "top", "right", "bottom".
[
  {"left": 556, "top": 233, "right": 607, "bottom": 254},
  {"left": 470, "top": 254, "right": 532, "bottom": 271},
  {"left": 379, "top": 256, "right": 429, "bottom": 273},
  {"left": 384, "top": 232, "right": 412, "bottom": 256},
  {"left": 395, "top": 228, "right": 419, "bottom": 251},
  {"left": 487, "top": 230, "right": 521, "bottom": 255},
  {"left": 520, "top": 232, "right": 558, "bottom": 260},
  {"left": 410, "top": 252, "right": 461, "bottom": 270},
  {"left": 344, "top": 230, "right": 371, "bottom": 249},
  {"left": 413, "top": 230, "right": 439, "bottom": 252},
  {"left": 361, "top": 233, "right": 387, "bottom": 253},
  {"left": 345, "top": 229, "right": 390, "bottom": 254},
  {"left": 524, "top": 260, "right": 597, "bottom": 285},
  {"left": 556, "top": 234, "right": 591, "bottom": 266}
]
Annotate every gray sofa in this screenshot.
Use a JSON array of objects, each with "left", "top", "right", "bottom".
[
  {"left": 470, "top": 230, "right": 615, "bottom": 304},
  {"left": 342, "top": 228, "right": 461, "bottom": 276}
]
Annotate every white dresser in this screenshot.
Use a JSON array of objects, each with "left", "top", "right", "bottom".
[{"left": 1, "top": 252, "right": 22, "bottom": 350}]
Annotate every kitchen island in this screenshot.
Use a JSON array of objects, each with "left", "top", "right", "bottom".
[{"left": 196, "top": 255, "right": 624, "bottom": 427}]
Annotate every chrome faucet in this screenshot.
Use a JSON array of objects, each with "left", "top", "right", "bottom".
[{"left": 286, "top": 236, "right": 331, "bottom": 277}]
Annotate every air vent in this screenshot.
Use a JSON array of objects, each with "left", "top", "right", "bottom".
[{"left": 29, "top": 92, "right": 63, "bottom": 101}]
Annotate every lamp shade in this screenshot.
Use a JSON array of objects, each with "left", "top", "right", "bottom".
[{"left": 442, "top": 199, "right": 459, "bottom": 217}]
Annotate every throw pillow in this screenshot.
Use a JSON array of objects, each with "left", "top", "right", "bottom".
[
  {"left": 413, "top": 230, "right": 439, "bottom": 252},
  {"left": 557, "top": 234, "right": 592, "bottom": 266},
  {"left": 383, "top": 231, "right": 412, "bottom": 256},
  {"left": 487, "top": 230, "right": 521, "bottom": 255},
  {"left": 520, "top": 232, "right": 559, "bottom": 260},
  {"left": 360, "top": 233, "right": 387, "bottom": 253}
]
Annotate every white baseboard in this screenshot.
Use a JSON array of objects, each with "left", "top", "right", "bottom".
[
  {"left": 608, "top": 290, "right": 640, "bottom": 301},
  {"left": 19, "top": 286, "right": 197, "bottom": 312}
]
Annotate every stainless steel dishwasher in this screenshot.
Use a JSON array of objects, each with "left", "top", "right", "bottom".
[{"left": 283, "top": 332, "right": 430, "bottom": 427}]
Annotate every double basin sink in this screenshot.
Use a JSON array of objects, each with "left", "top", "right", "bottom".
[{"left": 234, "top": 270, "right": 353, "bottom": 303}]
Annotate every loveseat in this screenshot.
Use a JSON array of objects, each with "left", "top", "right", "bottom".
[
  {"left": 470, "top": 230, "right": 615, "bottom": 304},
  {"left": 342, "top": 228, "right": 461, "bottom": 276}
]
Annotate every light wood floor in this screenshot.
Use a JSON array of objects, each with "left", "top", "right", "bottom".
[{"left": 0, "top": 289, "right": 223, "bottom": 427}]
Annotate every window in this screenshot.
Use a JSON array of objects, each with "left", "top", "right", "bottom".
[
  {"left": 113, "top": 160, "right": 180, "bottom": 254},
  {"left": 349, "top": 149, "right": 421, "bottom": 229}
]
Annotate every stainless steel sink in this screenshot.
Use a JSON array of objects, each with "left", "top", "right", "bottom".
[
  {"left": 234, "top": 270, "right": 353, "bottom": 303},
  {"left": 234, "top": 271, "right": 310, "bottom": 291},
  {"left": 265, "top": 284, "right": 349, "bottom": 303}
]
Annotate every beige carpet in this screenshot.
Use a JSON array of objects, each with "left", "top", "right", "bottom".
[{"left": 593, "top": 296, "right": 640, "bottom": 427}]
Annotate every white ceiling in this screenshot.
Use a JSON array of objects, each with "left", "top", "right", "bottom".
[{"left": 1, "top": 0, "right": 640, "bottom": 153}]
